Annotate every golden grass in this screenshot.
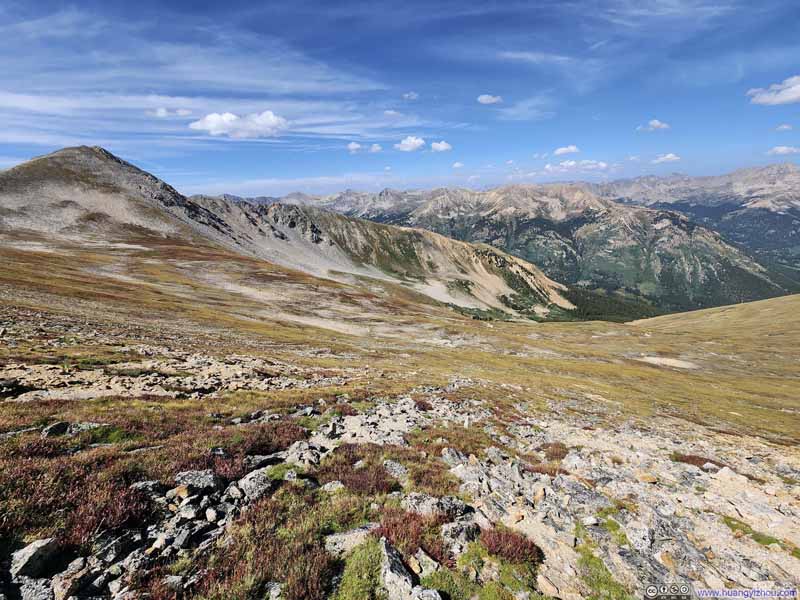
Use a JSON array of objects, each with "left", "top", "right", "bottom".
[{"left": 2, "top": 232, "right": 798, "bottom": 443}]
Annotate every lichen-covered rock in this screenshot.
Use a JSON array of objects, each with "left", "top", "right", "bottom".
[
  {"left": 237, "top": 467, "right": 277, "bottom": 500},
  {"left": 174, "top": 469, "right": 222, "bottom": 492}
]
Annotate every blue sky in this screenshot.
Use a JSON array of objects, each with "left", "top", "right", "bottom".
[{"left": 0, "top": 0, "right": 799, "bottom": 195}]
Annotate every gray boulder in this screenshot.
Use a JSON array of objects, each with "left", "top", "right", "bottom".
[
  {"left": 16, "top": 577, "right": 54, "bottom": 600},
  {"left": 174, "top": 469, "right": 222, "bottom": 492},
  {"left": 379, "top": 537, "right": 414, "bottom": 599},
  {"left": 238, "top": 467, "right": 277, "bottom": 500},
  {"left": 11, "top": 538, "right": 59, "bottom": 578},
  {"left": 401, "top": 493, "right": 470, "bottom": 520},
  {"left": 324, "top": 523, "right": 378, "bottom": 558}
]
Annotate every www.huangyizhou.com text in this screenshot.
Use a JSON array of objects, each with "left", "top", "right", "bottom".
[{"left": 695, "top": 589, "right": 798, "bottom": 598}]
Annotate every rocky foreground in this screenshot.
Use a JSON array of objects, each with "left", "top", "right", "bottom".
[{"left": 1, "top": 302, "right": 799, "bottom": 600}]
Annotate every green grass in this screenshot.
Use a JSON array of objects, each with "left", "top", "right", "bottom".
[
  {"left": 574, "top": 524, "right": 635, "bottom": 600},
  {"left": 721, "top": 516, "right": 782, "bottom": 547},
  {"left": 333, "top": 538, "right": 385, "bottom": 600},
  {"left": 267, "top": 463, "right": 300, "bottom": 481}
]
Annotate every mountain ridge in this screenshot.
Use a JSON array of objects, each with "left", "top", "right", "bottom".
[
  {"left": 0, "top": 146, "right": 581, "bottom": 320},
  {"left": 239, "top": 180, "right": 792, "bottom": 311}
]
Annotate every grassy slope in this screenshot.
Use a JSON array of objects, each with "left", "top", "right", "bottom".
[{"left": 1, "top": 229, "right": 798, "bottom": 444}]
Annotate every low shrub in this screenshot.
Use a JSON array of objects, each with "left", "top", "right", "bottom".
[
  {"left": 316, "top": 444, "right": 398, "bottom": 496},
  {"left": 539, "top": 442, "right": 569, "bottom": 462},
  {"left": 414, "top": 398, "right": 433, "bottom": 411},
  {"left": 670, "top": 452, "right": 726, "bottom": 469},
  {"left": 479, "top": 528, "right": 543, "bottom": 565},
  {"left": 62, "top": 480, "right": 150, "bottom": 549},
  {"left": 374, "top": 507, "right": 451, "bottom": 566},
  {"left": 523, "top": 462, "right": 568, "bottom": 477},
  {"left": 331, "top": 403, "right": 358, "bottom": 417},
  {"left": 194, "top": 485, "right": 337, "bottom": 600}
]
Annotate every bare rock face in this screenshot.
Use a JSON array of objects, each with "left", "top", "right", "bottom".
[{"left": 11, "top": 538, "right": 59, "bottom": 578}]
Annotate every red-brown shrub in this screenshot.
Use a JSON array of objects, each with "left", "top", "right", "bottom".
[
  {"left": 523, "top": 462, "right": 569, "bottom": 477},
  {"left": 539, "top": 442, "right": 569, "bottom": 461},
  {"left": 480, "top": 528, "right": 543, "bottom": 564},
  {"left": 193, "top": 486, "right": 334, "bottom": 600},
  {"left": 315, "top": 442, "right": 399, "bottom": 495},
  {"left": 374, "top": 507, "right": 451, "bottom": 566},
  {"left": 331, "top": 403, "right": 358, "bottom": 416},
  {"left": 62, "top": 480, "right": 150, "bottom": 549},
  {"left": 414, "top": 398, "right": 433, "bottom": 411}
]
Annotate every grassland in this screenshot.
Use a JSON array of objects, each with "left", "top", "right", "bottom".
[{"left": 2, "top": 230, "right": 799, "bottom": 444}]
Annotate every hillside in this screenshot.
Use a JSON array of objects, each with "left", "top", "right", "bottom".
[
  {"left": 258, "top": 184, "right": 791, "bottom": 311},
  {"left": 0, "top": 146, "right": 578, "bottom": 320},
  {"left": 593, "top": 164, "right": 800, "bottom": 275}
]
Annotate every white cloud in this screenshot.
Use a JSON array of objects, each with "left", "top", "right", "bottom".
[
  {"left": 402, "top": 91, "right": 419, "bottom": 101},
  {"left": 776, "top": 124, "right": 793, "bottom": 132},
  {"left": 189, "top": 110, "right": 289, "bottom": 138},
  {"left": 384, "top": 110, "right": 402, "bottom": 117},
  {"left": 477, "top": 94, "right": 503, "bottom": 105},
  {"left": 767, "top": 146, "right": 799, "bottom": 155},
  {"left": 554, "top": 144, "right": 579, "bottom": 155},
  {"left": 347, "top": 141, "right": 362, "bottom": 154},
  {"left": 747, "top": 75, "right": 800, "bottom": 105},
  {"left": 452, "top": 161, "right": 464, "bottom": 168},
  {"left": 431, "top": 140, "right": 452, "bottom": 152},
  {"left": 544, "top": 159, "right": 608, "bottom": 173},
  {"left": 532, "top": 152, "right": 549, "bottom": 159},
  {"left": 147, "top": 107, "right": 191, "bottom": 118},
  {"left": 628, "top": 155, "right": 640, "bottom": 161},
  {"left": 369, "top": 143, "right": 383, "bottom": 153},
  {"left": 394, "top": 136, "right": 425, "bottom": 152},
  {"left": 637, "top": 118, "right": 670, "bottom": 132},
  {"left": 652, "top": 153, "right": 681, "bottom": 163}
]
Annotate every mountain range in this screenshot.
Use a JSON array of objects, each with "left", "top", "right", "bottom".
[
  {"left": 0, "top": 146, "right": 581, "bottom": 323},
  {"left": 244, "top": 175, "right": 798, "bottom": 311},
  {"left": 2, "top": 147, "right": 798, "bottom": 321},
  {"left": 591, "top": 164, "right": 800, "bottom": 276}
]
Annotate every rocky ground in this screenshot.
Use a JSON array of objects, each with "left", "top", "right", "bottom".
[{"left": 1, "top": 301, "right": 799, "bottom": 600}]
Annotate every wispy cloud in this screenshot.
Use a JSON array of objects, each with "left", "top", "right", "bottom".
[
  {"left": 498, "top": 51, "right": 572, "bottom": 65},
  {"left": 544, "top": 159, "right": 608, "bottom": 174},
  {"left": 554, "top": 145, "right": 580, "bottom": 156},
  {"left": 767, "top": 146, "right": 799, "bottom": 155},
  {"left": 496, "top": 96, "right": 554, "bottom": 121},
  {"left": 775, "top": 124, "right": 792, "bottom": 132}
]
